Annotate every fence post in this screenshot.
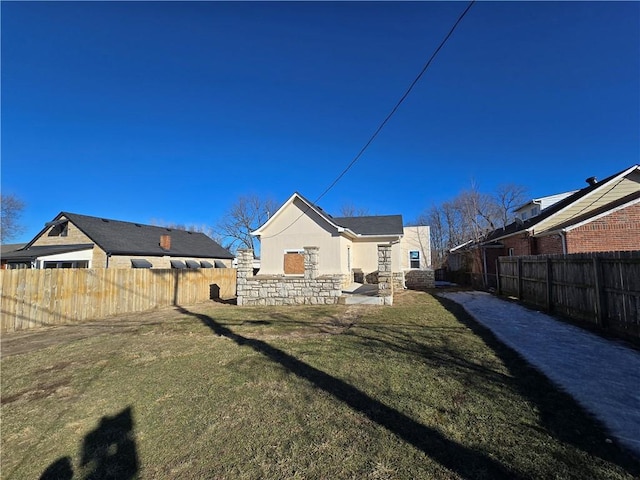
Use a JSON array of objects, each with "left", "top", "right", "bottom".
[
  {"left": 593, "top": 257, "right": 607, "bottom": 328},
  {"left": 517, "top": 258, "right": 523, "bottom": 301},
  {"left": 546, "top": 257, "right": 553, "bottom": 313},
  {"left": 495, "top": 258, "right": 501, "bottom": 295}
]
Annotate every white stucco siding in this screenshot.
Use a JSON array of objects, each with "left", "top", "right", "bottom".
[
  {"left": 400, "top": 226, "right": 431, "bottom": 269},
  {"left": 351, "top": 238, "right": 402, "bottom": 273},
  {"left": 258, "top": 197, "right": 344, "bottom": 275}
]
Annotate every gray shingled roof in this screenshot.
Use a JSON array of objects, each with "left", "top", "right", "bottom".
[
  {"left": 37, "top": 212, "right": 234, "bottom": 259},
  {"left": 482, "top": 165, "right": 637, "bottom": 244},
  {"left": 332, "top": 215, "right": 404, "bottom": 236}
]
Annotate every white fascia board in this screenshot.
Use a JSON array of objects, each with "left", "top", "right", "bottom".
[
  {"left": 353, "top": 235, "right": 402, "bottom": 245},
  {"left": 533, "top": 165, "right": 639, "bottom": 234},
  {"left": 251, "top": 192, "right": 344, "bottom": 237},
  {"left": 538, "top": 196, "right": 640, "bottom": 236},
  {"left": 251, "top": 192, "right": 298, "bottom": 236},
  {"left": 450, "top": 239, "right": 475, "bottom": 252}
]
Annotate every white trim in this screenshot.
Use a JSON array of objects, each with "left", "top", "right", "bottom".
[
  {"left": 486, "top": 165, "right": 640, "bottom": 243},
  {"left": 252, "top": 192, "right": 348, "bottom": 237},
  {"left": 450, "top": 239, "right": 475, "bottom": 252},
  {"left": 537, "top": 196, "right": 640, "bottom": 236},
  {"left": 532, "top": 165, "right": 639, "bottom": 233}
]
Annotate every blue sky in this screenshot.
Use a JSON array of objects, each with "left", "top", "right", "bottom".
[{"left": 2, "top": 1, "right": 639, "bottom": 244}]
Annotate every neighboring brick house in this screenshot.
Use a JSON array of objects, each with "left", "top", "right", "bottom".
[
  {"left": 447, "top": 164, "right": 640, "bottom": 287},
  {"left": 1, "top": 212, "right": 234, "bottom": 269}
]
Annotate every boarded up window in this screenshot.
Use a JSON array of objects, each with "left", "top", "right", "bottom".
[{"left": 284, "top": 252, "right": 304, "bottom": 275}]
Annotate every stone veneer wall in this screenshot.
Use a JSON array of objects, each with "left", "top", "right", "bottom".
[
  {"left": 237, "top": 247, "right": 344, "bottom": 306},
  {"left": 404, "top": 269, "right": 435, "bottom": 289},
  {"left": 377, "top": 244, "right": 393, "bottom": 306}
]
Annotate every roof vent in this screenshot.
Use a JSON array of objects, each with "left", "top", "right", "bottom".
[
  {"left": 101, "top": 219, "right": 109, "bottom": 223},
  {"left": 586, "top": 176, "right": 598, "bottom": 186}
]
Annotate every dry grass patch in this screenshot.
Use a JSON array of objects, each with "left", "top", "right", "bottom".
[{"left": 2, "top": 291, "right": 639, "bottom": 479}]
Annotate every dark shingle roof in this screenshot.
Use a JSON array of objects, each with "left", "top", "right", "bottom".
[
  {"left": 483, "top": 165, "right": 638, "bottom": 243},
  {"left": 52, "top": 212, "right": 234, "bottom": 259},
  {"left": 332, "top": 215, "right": 404, "bottom": 236},
  {"left": 0, "top": 243, "right": 27, "bottom": 255}
]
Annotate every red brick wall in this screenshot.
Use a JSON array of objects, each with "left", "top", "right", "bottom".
[
  {"left": 566, "top": 202, "right": 640, "bottom": 253},
  {"left": 501, "top": 234, "right": 533, "bottom": 256},
  {"left": 535, "top": 234, "right": 564, "bottom": 255}
]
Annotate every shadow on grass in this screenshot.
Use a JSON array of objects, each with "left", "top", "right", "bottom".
[
  {"left": 176, "top": 306, "right": 516, "bottom": 479},
  {"left": 434, "top": 294, "right": 640, "bottom": 475},
  {"left": 40, "top": 406, "right": 139, "bottom": 480}
]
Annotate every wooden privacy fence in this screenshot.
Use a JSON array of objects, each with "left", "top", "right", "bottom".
[
  {"left": 497, "top": 251, "right": 640, "bottom": 340},
  {"left": 1, "top": 268, "right": 237, "bottom": 332}
]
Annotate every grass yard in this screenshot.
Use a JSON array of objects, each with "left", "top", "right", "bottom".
[{"left": 2, "top": 290, "right": 639, "bottom": 479}]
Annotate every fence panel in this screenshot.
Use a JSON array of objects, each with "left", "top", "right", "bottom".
[
  {"left": 498, "top": 258, "right": 518, "bottom": 296},
  {"left": 1, "top": 268, "right": 237, "bottom": 332},
  {"left": 497, "top": 251, "right": 640, "bottom": 341},
  {"left": 520, "top": 258, "right": 547, "bottom": 306}
]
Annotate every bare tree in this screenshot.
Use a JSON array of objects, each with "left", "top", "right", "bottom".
[
  {"left": 338, "top": 204, "right": 370, "bottom": 217},
  {"left": 1, "top": 194, "right": 25, "bottom": 243},
  {"left": 216, "top": 194, "right": 278, "bottom": 255},
  {"left": 415, "top": 181, "right": 528, "bottom": 268},
  {"left": 494, "top": 183, "right": 528, "bottom": 227}
]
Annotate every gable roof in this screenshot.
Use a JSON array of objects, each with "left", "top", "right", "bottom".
[
  {"left": 27, "top": 212, "right": 234, "bottom": 259},
  {"left": 483, "top": 164, "right": 640, "bottom": 244},
  {"left": 252, "top": 192, "right": 404, "bottom": 238}
]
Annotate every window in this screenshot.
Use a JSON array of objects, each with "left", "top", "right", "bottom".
[
  {"left": 200, "top": 260, "right": 214, "bottom": 268},
  {"left": 170, "top": 260, "right": 187, "bottom": 269},
  {"left": 508, "top": 248, "right": 515, "bottom": 257},
  {"left": 48, "top": 221, "right": 69, "bottom": 237},
  {"left": 284, "top": 250, "right": 304, "bottom": 275},
  {"left": 185, "top": 260, "right": 201, "bottom": 269},
  {"left": 131, "top": 259, "right": 152, "bottom": 268},
  {"left": 410, "top": 251, "right": 420, "bottom": 269},
  {"left": 43, "top": 260, "right": 88, "bottom": 268}
]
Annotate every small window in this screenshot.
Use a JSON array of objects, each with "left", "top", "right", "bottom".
[
  {"left": 185, "top": 260, "right": 201, "bottom": 269},
  {"left": 131, "top": 259, "right": 153, "bottom": 268},
  {"left": 508, "top": 248, "right": 515, "bottom": 257},
  {"left": 410, "top": 251, "right": 420, "bottom": 269},
  {"left": 48, "top": 221, "right": 69, "bottom": 237},
  {"left": 200, "top": 260, "right": 214, "bottom": 268},
  {"left": 170, "top": 260, "right": 187, "bottom": 269},
  {"left": 43, "top": 260, "right": 88, "bottom": 268},
  {"left": 214, "top": 260, "right": 227, "bottom": 268}
]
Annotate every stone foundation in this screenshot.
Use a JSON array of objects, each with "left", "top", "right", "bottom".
[
  {"left": 237, "top": 248, "right": 343, "bottom": 306},
  {"left": 404, "top": 269, "right": 435, "bottom": 289},
  {"left": 238, "top": 274, "right": 343, "bottom": 306}
]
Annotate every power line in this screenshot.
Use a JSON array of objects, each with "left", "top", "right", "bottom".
[
  {"left": 314, "top": 0, "right": 476, "bottom": 205},
  {"left": 260, "top": 1, "right": 476, "bottom": 240}
]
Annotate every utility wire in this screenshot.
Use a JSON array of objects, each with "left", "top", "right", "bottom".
[
  {"left": 314, "top": 0, "right": 476, "bottom": 205},
  {"left": 260, "top": 0, "right": 476, "bottom": 240}
]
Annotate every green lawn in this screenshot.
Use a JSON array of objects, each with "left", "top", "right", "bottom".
[{"left": 2, "top": 290, "right": 638, "bottom": 479}]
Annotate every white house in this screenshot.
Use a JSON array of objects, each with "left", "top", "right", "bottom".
[{"left": 251, "top": 193, "right": 431, "bottom": 287}]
